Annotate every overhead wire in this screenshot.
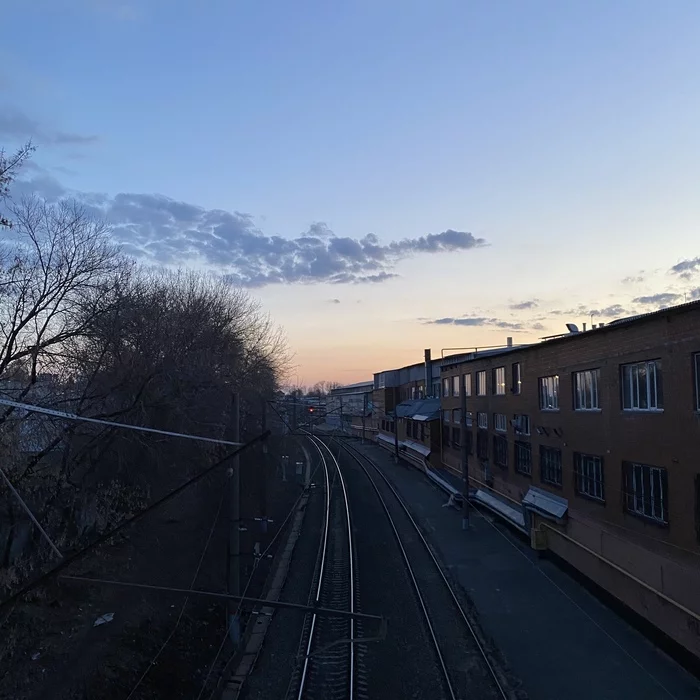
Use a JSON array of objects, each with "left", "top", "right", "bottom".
[
  {"left": 124, "top": 472, "right": 231, "bottom": 700},
  {"left": 0, "top": 430, "right": 269, "bottom": 621}
]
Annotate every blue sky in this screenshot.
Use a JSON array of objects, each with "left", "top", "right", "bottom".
[{"left": 3, "top": 0, "right": 700, "bottom": 384}]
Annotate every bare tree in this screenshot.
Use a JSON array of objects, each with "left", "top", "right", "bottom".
[{"left": 0, "top": 142, "right": 34, "bottom": 229}]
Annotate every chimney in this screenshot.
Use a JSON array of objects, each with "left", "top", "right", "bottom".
[
  {"left": 592, "top": 324, "right": 597, "bottom": 330},
  {"left": 598, "top": 322, "right": 605, "bottom": 327},
  {"left": 424, "top": 348, "right": 432, "bottom": 397},
  {"left": 506, "top": 336, "right": 513, "bottom": 347},
  {"left": 582, "top": 322, "right": 587, "bottom": 331}
]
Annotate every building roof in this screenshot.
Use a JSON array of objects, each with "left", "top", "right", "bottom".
[
  {"left": 440, "top": 299, "right": 700, "bottom": 370},
  {"left": 390, "top": 397, "right": 441, "bottom": 421},
  {"left": 331, "top": 380, "right": 373, "bottom": 394}
]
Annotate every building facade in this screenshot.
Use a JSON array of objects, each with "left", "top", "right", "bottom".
[
  {"left": 327, "top": 381, "right": 374, "bottom": 435},
  {"left": 440, "top": 302, "right": 700, "bottom": 659}
]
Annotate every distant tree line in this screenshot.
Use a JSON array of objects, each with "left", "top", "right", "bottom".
[{"left": 0, "top": 145, "right": 289, "bottom": 589}]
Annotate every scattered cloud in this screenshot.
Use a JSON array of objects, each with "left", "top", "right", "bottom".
[
  {"left": 632, "top": 293, "right": 682, "bottom": 306},
  {"left": 327, "top": 298, "right": 341, "bottom": 304},
  {"left": 669, "top": 257, "right": 700, "bottom": 279},
  {"left": 690, "top": 289, "right": 700, "bottom": 301},
  {"left": 14, "top": 175, "right": 486, "bottom": 287},
  {"left": 551, "top": 304, "right": 628, "bottom": 318},
  {"left": 424, "top": 316, "right": 542, "bottom": 332},
  {"left": 509, "top": 299, "right": 538, "bottom": 310},
  {"left": 0, "top": 107, "right": 98, "bottom": 146},
  {"left": 622, "top": 275, "right": 645, "bottom": 284}
]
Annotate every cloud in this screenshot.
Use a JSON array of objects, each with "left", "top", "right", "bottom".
[
  {"left": 509, "top": 299, "right": 538, "bottom": 310},
  {"left": 0, "top": 108, "right": 98, "bottom": 146},
  {"left": 15, "top": 176, "right": 486, "bottom": 287},
  {"left": 622, "top": 275, "right": 645, "bottom": 284},
  {"left": 424, "top": 316, "right": 541, "bottom": 331},
  {"left": 327, "top": 298, "right": 341, "bottom": 304},
  {"left": 669, "top": 257, "right": 700, "bottom": 279},
  {"left": 632, "top": 293, "right": 682, "bottom": 306},
  {"left": 551, "top": 304, "right": 628, "bottom": 318}
]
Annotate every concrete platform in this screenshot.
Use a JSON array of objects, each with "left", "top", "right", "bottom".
[{"left": 353, "top": 441, "right": 700, "bottom": 700}]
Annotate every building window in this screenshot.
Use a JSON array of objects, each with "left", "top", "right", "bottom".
[
  {"left": 420, "top": 423, "right": 425, "bottom": 441},
  {"left": 477, "top": 430, "right": 489, "bottom": 460},
  {"left": 514, "top": 441, "right": 532, "bottom": 476},
  {"left": 477, "top": 412, "right": 488, "bottom": 429},
  {"left": 512, "top": 362, "right": 521, "bottom": 394},
  {"left": 443, "top": 409, "right": 450, "bottom": 423},
  {"left": 621, "top": 360, "right": 663, "bottom": 411},
  {"left": 464, "top": 373, "right": 472, "bottom": 396},
  {"left": 512, "top": 414, "right": 530, "bottom": 436},
  {"left": 442, "top": 423, "right": 450, "bottom": 447},
  {"left": 493, "top": 367, "right": 506, "bottom": 395},
  {"left": 540, "top": 446, "right": 562, "bottom": 486},
  {"left": 693, "top": 353, "right": 700, "bottom": 411},
  {"left": 539, "top": 375, "right": 559, "bottom": 410},
  {"left": 573, "top": 369, "right": 600, "bottom": 410},
  {"left": 574, "top": 453, "right": 605, "bottom": 501},
  {"left": 476, "top": 370, "right": 487, "bottom": 396},
  {"left": 452, "top": 375, "right": 460, "bottom": 397},
  {"left": 623, "top": 462, "right": 668, "bottom": 525},
  {"left": 452, "top": 426, "right": 461, "bottom": 447},
  {"left": 493, "top": 435, "right": 508, "bottom": 467},
  {"left": 433, "top": 381, "right": 441, "bottom": 398},
  {"left": 452, "top": 408, "right": 461, "bottom": 424},
  {"left": 442, "top": 377, "right": 451, "bottom": 397},
  {"left": 381, "top": 419, "right": 386, "bottom": 431},
  {"left": 494, "top": 413, "right": 507, "bottom": 432},
  {"left": 695, "top": 475, "right": 700, "bottom": 543}
]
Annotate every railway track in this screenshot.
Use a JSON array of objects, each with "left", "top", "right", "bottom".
[
  {"left": 334, "top": 438, "right": 511, "bottom": 700},
  {"left": 286, "top": 433, "right": 358, "bottom": 700}
]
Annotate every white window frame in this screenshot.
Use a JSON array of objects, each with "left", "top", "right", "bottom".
[
  {"left": 621, "top": 360, "right": 663, "bottom": 411},
  {"left": 442, "top": 377, "right": 451, "bottom": 398},
  {"left": 452, "top": 375, "right": 460, "bottom": 397},
  {"left": 477, "top": 411, "right": 488, "bottom": 429},
  {"left": 627, "top": 462, "right": 668, "bottom": 524},
  {"left": 512, "top": 362, "right": 522, "bottom": 395},
  {"left": 463, "top": 373, "right": 472, "bottom": 396},
  {"left": 575, "top": 453, "right": 604, "bottom": 501},
  {"left": 574, "top": 369, "right": 601, "bottom": 411},
  {"left": 513, "top": 414, "right": 530, "bottom": 436},
  {"left": 476, "top": 370, "right": 487, "bottom": 396},
  {"left": 452, "top": 408, "right": 461, "bottom": 425},
  {"left": 539, "top": 375, "right": 559, "bottom": 411},
  {"left": 494, "top": 413, "right": 507, "bottom": 432},
  {"left": 493, "top": 366, "right": 506, "bottom": 395}
]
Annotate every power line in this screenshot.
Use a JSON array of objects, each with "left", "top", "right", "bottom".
[
  {"left": 124, "top": 473, "right": 231, "bottom": 700},
  {"left": 0, "top": 397, "right": 244, "bottom": 447},
  {"left": 58, "top": 576, "right": 381, "bottom": 622},
  {"left": 0, "top": 430, "right": 269, "bottom": 620}
]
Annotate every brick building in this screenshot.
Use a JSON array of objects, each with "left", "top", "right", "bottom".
[
  {"left": 440, "top": 301, "right": 700, "bottom": 659},
  {"left": 374, "top": 351, "right": 442, "bottom": 468}
]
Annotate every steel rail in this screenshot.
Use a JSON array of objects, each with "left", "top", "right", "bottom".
[{"left": 338, "top": 439, "right": 509, "bottom": 700}]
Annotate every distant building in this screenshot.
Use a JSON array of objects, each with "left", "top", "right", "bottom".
[
  {"left": 326, "top": 381, "right": 373, "bottom": 435},
  {"left": 440, "top": 301, "right": 700, "bottom": 660}
]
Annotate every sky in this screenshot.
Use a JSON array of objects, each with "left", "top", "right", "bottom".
[{"left": 2, "top": 0, "right": 700, "bottom": 385}]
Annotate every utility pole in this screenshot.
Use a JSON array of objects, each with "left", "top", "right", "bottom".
[
  {"left": 339, "top": 396, "right": 344, "bottom": 435},
  {"left": 228, "top": 393, "right": 241, "bottom": 644},
  {"left": 361, "top": 392, "right": 367, "bottom": 444},
  {"left": 460, "top": 373, "right": 470, "bottom": 529}
]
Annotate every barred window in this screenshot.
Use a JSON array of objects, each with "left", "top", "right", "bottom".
[
  {"left": 623, "top": 462, "right": 668, "bottom": 524},
  {"left": 515, "top": 441, "right": 532, "bottom": 476},
  {"left": 540, "top": 446, "right": 562, "bottom": 486},
  {"left": 574, "top": 453, "right": 604, "bottom": 501},
  {"left": 493, "top": 435, "right": 508, "bottom": 467}
]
